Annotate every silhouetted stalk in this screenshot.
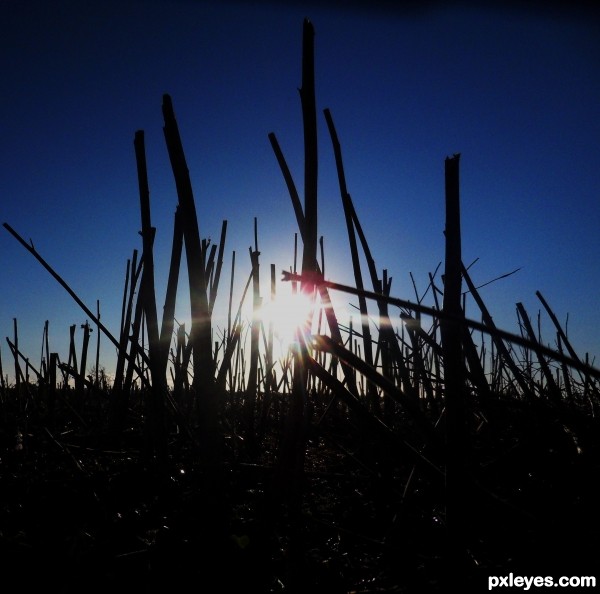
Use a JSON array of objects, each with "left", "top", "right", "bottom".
[
  {"left": 583, "top": 353, "right": 597, "bottom": 415},
  {"left": 380, "top": 271, "right": 395, "bottom": 420},
  {"left": 111, "top": 252, "right": 142, "bottom": 429},
  {"left": 209, "top": 220, "right": 228, "bottom": 318},
  {"left": 119, "top": 257, "right": 132, "bottom": 348},
  {"left": 348, "top": 316, "right": 354, "bottom": 354},
  {"left": 403, "top": 316, "right": 434, "bottom": 403},
  {"left": 516, "top": 312, "right": 534, "bottom": 394},
  {"left": 380, "top": 277, "right": 416, "bottom": 406},
  {"left": 456, "top": 272, "right": 491, "bottom": 402},
  {"left": 267, "top": 263, "right": 276, "bottom": 395},
  {"left": 0, "top": 347, "right": 6, "bottom": 410},
  {"left": 173, "top": 325, "right": 189, "bottom": 412},
  {"left": 7, "top": 337, "right": 42, "bottom": 382},
  {"left": 162, "top": 94, "right": 218, "bottom": 462},
  {"left": 269, "top": 133, "right": 305, "bottom": 236},
  {"left": 239, "top": 343, "right": 247, "bottom": 392},
  {"left": 6, "top": 338, "right": 34, "bottom": 435},
  {"left": 13, "top": 318, "right": 20, "bottom": 397},
  {"left": 226, "top": 250, "right": 237, "bottom": 390},
  {"left": 48, "top": 352, "right": 57, "bottom": 425},
  {"left": 292, "top": 235, "right": 298, "bottom": 294},
  {"left": 556, "top": 333, "right": 574, "bottom": 403},
  {"left": 123, "top": 270, "right": 148, "bottom": 397},
  {"left": 140, "top": 312, "right": 146, "bottom": 385},
  {"left": 536, "top": 290, "right": 599, "bottom": 397},
  {"left": 516, "top": 302, "right": 561, "bottom": 403},
  {"left": 313, "top": 276, "right": 326, "bottom": 393},
  {"left": 490, "top": 338, "right": 499, "bottom": 392},
  {"left": 172, "top": 322, "right": 185, "bottom": 404},
  {"left": 115, "top": 253, "right": 136, "bottom": 389},
  {"left": 429, "top": 276, "right": 443, "bottom": 406},
  {"left": 159, "top": 207, "right": 183, "bottom": 378},
  {"left": 7, "top": 339, "right": 27, "bottom": 389},
  {"left": 460, "top": 321, "right": 492, "bottom": 401},
  {"left": 217, "top": 324, "right": 242, "bottom": 391},
  {"left": 42, "top": 319, "right": 50, "bottom": 382},
  {"left": 56, "top": 361, "right": 94, "bottom": 392},
  {"left": 461, "top": 264, "right": 531, "bottom": 396},
  {"left": 135, "top": 129, "right": 167, "bottom": 461},
  {"left": 95, "top": 301, "right": 100, "bottom": 388},
  {"left": 68, "top": 325, "right": 78, "bottom": 390},
  {"left": 402, "top": 313, "right": 443, "bottom": 368},
  {"left": 278, "top": 354, "right": 293, "bottom": 394},
  {"left": 227, "top": 251, "right": 236, "bottom": 339},
  {"left": 204, "top": 239, "right": 217, "bottom": 288},
  {"left": 440, "top": 153, "right": 468, "bottom": 583},
  {"left": 78, "top": 321, "right": 91, "bottom": 406},
  {"left": 324, "top": 108, "right": 377, "bottom": 410},
  {"left": 289, "top": 270, "right": 600, "bottom": 380},
  {"left": 3, "top": 223, "right": 128, "bottom": 359},
  {"left": 268, "top": 133, "right": 357, "bottom": 396},
  {"left": 268, "top": 22, "right": 318, "bottom": 589},
  {"left": 233, "top": 340, "right": 241, "bottom": 393},
  {"left": 217, "top": 267, "right": 253, "bottom": 390},
  {"left": 162, "top": 95, "right": 212, "bottom": 386},
  {"left": 296, "top": 12, "right": 321, "bottom": 270},
  {"left": 245, "top": 221, "right": 261, "bottom": 437}
]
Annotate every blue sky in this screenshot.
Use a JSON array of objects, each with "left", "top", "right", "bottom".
[{"left": 1, "top": 0, "right": 599, "bottom": 381}]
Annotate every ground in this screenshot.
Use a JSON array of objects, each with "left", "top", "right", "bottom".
[{"left": 1, "top": 390, "right": 599, "bottom": 593}]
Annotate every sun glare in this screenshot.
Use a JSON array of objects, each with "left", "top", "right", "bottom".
[{"left": 261, "top": 289, "right": 314, "bottom": 354}]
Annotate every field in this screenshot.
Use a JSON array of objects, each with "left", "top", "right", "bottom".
[{"left": 2, "top": 19, "right": 599, "bottom": 594}]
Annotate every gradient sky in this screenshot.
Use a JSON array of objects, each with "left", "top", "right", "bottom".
[{"left": 2, "top": 0, "right": 599, "bottom": 382}]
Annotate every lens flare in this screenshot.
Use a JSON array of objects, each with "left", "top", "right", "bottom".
[{"left": 261, "top": 289, "right": 313, "bottom": 353}]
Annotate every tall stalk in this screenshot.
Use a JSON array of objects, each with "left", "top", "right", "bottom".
[
  {"left": 208, "top": 220, "right": 228, "bottom": 318},
  {"left": 95, "top": 301, "right": 100, "bottom": 388},
  {"left": 162, "top": 94, "right": 219, "bottom": 463},
  {"left": 162, "top": 96, "right": 213, "bottom": 393},
  {"left": 270, "top": 21, "right": 319, "bottom": 590},
  {"left": 245, "top": 219, "right": 261, "bottom": 436},
  {"left": 78, "top": 321, "right": 91, "bottom": 405},
  {"left": 324, "top": 108, "right": 378, "bottom": 410},
  {"left": 13, "top": 318, "right": 20, "bottom": 396},
  {"left": 159, "top": 206, "right": 183, "bottom": 378},
  {"left": 134, "top": 130, "right": 167, "bottom": 460},
  {"left": 440, "top": 153, "right": 467, "bottom": 583},
  {"left": 268, "top": 133, "right": 357, "bottom": 396}
]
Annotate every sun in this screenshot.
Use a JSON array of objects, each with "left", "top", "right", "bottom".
[{"left": 260, "top": 288, "right": 314, "bottom": 353}]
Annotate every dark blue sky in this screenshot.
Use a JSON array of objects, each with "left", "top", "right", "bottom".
[{"left": 2, "top": 0, "right": 599, "bottom": 380}]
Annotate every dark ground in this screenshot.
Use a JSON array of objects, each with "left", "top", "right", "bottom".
[{"left": 1, "top": 389, "right": 599, "bottom": 593}]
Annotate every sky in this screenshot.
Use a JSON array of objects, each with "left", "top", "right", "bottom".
[{"left": 1, "top": 0, "right": 599, "bottom": 383}]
